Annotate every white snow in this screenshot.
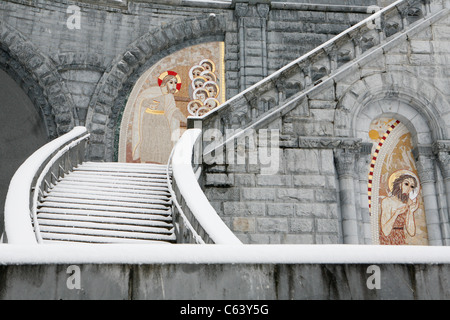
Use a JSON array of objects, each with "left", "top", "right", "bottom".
[
  {"left": 189, "top": 0, "right": 404, "bottom": 123},
  {"left": 4, "top": 126, "right": 89, "bottom": 245},
  {"left": 172, "top": 129, "right": 242, "bottom": 245},
  {"left": 0, "top": 244, "right": 450, "bottom": 265}
]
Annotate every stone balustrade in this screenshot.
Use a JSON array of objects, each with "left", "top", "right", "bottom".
[{"left": 188, "top": 0, "right": 438, "bottom": 155}]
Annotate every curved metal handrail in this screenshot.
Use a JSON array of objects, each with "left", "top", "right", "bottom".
[
  {"left": 170, "top": 129, "right": 242, "bottom": 245},
  {"left": 4, "top": 127, "right": 90, "bottom": 244}
]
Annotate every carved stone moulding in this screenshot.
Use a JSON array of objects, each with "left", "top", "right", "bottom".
[
  {"left": 432, "top": 140, "right": 450, "bottom": 179},
  {"left": 298, "top": 137, "right": 362, "bottom": 150}
]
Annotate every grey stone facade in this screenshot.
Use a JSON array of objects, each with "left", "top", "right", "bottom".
[
  {"left": 0, "top": 0, "right": 376, "bottom": 235},
  {"left": 0, "top": 0, "right": 373, "bottom": 159},
  {"left": 1, "top": 0, "right": 449, "bottom": 248},
  {"left": 196, "top": 0, "right": 450, "bottom": 245},
  {"left": 2, "top": 261, "right": 450, "bottom": 299}
]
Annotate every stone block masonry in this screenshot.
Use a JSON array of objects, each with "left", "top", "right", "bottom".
[
  {"left": 0, "top": 0, "right": 376, "bottom": 236},
  {"left": 5, "top": 0, "right": 449, "bottom": 246},
  {"left": 2, "top": 261, "right": 448, "bottom": 300},
  {"left": 0, "top": 0, "right": 374, "bottom": 162},
  {"left": 202, "top": 2, "right": 450, "bottom": 246},
  {"left": 204, "top": 146, "right": 342, "bottom": 245}
]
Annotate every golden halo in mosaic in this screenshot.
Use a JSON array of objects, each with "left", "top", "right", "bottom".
[
  {"left": 189, "top": 65, "right": 205, "bottom": 80},
  {"left": 204, "top": 81, "right": 220, "bottom": 99},
  {"left": 196, "top": 106, "right": 210, "bottom": 116},
  {"left": 193, "top": 87, "right": 209, "bottom": 102},
  {"left": 187, "top": 99, "right": 203, "bottom": 116},
  {"left": 191, "top": 76, "right": 208, "bottom": 90},
  {"left": 200, "top": 70, "right": 217, "bottom": 82},
  {"left": 204, "top": 97, "right": 220, "bottom": 110},
  {"left": 157, "top": 70, "right": 182, "bottom": 92},
  {"left": 388, "top": 169, "right": 420, "bottom": 194},
  {"left": 200, "top": 58, "right": 216, "bottom": 73}
]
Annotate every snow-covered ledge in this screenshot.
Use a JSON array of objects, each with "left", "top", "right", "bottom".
[
  {"left": 171, "top": 129, "right": 242, "bottom": 245},
  {"left": 3, "top": 127, "right": 90, "bottom": 245},
  {"left": 1, "top": 244, "right": 450, "bottom": 299}
]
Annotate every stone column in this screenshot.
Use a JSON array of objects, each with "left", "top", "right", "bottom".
[
  {"left": 335, "top": 148, "right": 360, "bottom": 244},
  {"left": 357, "top": 143, "right": 373, "bottom": 244},
  {"left": 234, "top": 1, "right": 249, "bottom": 92},
  {"left": 434, "top": 141, "right": 450, "bottom": 242},
  {"left": 434, "top": 141, "right": 450, "bottom": 207},
  {"left": 256, "top": 2, "right": 269, "bottom": 78},
  {"left": 415, "top": 151, "right": 443, "bottom": 246},
  {"left": 233, "top": 0, "right": 270, "bottom": 91}
]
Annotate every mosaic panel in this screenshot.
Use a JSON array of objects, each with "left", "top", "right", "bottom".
[
  {"left": 118, "top": 41, "right": 225, "bottom": 164},
  {"left": 368, "top": 118, "right": 429, "bottom": 245}
]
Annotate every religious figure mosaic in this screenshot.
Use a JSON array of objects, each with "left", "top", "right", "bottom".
[
  {"left": 368, "top": 118, "right": 429, "bottom": 245},
  {"left": 118, "top": 42, "right": 225, "bottom": 164}
]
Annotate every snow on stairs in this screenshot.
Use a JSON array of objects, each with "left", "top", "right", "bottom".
[{"left": 36, "top": 162, "right": 176, "bottom": 244}]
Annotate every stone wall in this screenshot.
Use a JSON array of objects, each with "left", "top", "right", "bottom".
[
  {"left": 0, "top": 0, "right": 374, "bottom": 236},
  {"left": 1, "top": 261, "right": 450, "bottom": 299},
  {"left": 2, "top": 0, "right": 449, "bottom": 247},
  {"left": 204, "top": 146, "right": 341, "bottom": 244},
  {"left": 202, "top": 2, "right": 450, "bottom": 245},
  {"left": 0, "top": 0, "right": 371, "bottom": 159}
]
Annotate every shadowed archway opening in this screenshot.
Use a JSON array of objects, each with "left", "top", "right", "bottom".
[{"left": 0, "top": 69, "right": 48, "bottom": 237}]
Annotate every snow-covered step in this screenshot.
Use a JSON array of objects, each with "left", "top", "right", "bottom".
[
  {"left": 36, "top": 161, "right": 176, "bottom": 244},
  {"left": 39, "top": 226, "right": 176, "bottom": 241},
  {"left": 78, "top": 162, "right": 170, "bottom": 173},
  {"left": 39, "top": 219, "right": 174, "bottom": 235},
  {"left": 82, "top": 161, "right": 168, "bottom": 168},
  {"left": 39, "top": 201, "right": 171, "bottom": 215},
  {"left": 61, "top": 175, "right": 168, "bottom": 187},
  {"left": 55, "top": 180, "right": 170, "bottom": 192},
  {"left": 68, "top": 170, "right": 168, "bottom": 179},
  {"left": 40, "top": 197, "right": 171, "bottom": 211},
  {"left": 73, "top": 167, "right": 170, "bottom": 175},
  {"left": 50, "top": 184, "right": 171, "bottom": 197},
  {"left": 37, "top": 213, "right": 173, "bottom": 228},
  {"left": 70, "top": 171, "right": 169, "bottom": 180},
  {"left": 40, "top": 233, "right": 174, "bottom": 244},
  {"left": 44, "top": 191, "right": 171, "bottom": 205},
  {"left": 37, "top": 207, "right": 173, "bottom": 222}
]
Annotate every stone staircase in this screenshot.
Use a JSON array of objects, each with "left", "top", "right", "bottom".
[
  {"left": 190, "top": 0, "right": 444, "bottom": 156},
  {"left": 7, "top": 0, "right": 445, "bottom": 246},
  {"left": 35, "top": 162, "right": 176, "bottom": 244}
]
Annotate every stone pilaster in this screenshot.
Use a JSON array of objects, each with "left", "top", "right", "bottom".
[
  {"left": 256, "top": 2, "right": 270, "bottom": 78},
  {"left": 433, "top": 141, "right": 450, "bottom": 180},
  {"left": 335, "top": 146, "right": 360, "bottom": 244},
  {"left": 415, "top": 151, "right": 444, "bottom": 246},
  {"left": 233, "top": 0, "right": 270, "bottom": 90},
  {"left": 357, "top": 143, "right": 373, "bottom": 244},
  {"left": 433, "top": 141, "right": 450, "bottom": 245},
  {"left": 234, "top": 1, "right": 249, "bottom": 92}
]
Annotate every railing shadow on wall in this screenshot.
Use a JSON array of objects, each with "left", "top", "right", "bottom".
[
  {"left": 169, "top": 129, "right": 243, "bottom": 245},
  {"left": 3, "top": 127, "right": 90, "bottom": 245},
  {"left": 187, "top": 0, "right": 443, "bottom": 156}
]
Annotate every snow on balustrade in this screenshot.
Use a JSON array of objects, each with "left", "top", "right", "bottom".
[{"left": 4, "top": 127, "right": 180, "bottom": 245}]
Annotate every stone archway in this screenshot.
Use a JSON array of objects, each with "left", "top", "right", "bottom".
[
  {"left": 338, "top": 72, "right": 450, "bottom": 245},
  {"left": 336, "top": 71, "right": 448, "bottom": 143},
  {"left": 0, "top": 21, "right": 77, "bottom": 136},
  {"left": 0, "top": 22, "right": 78, "bottom": 237},
  {"left": 85, "top": 14, "right": 228, "bottom": 161},
  {"left": 356, "top": 101, "right": 433, "bottom": 246},
  {"left": 0, "top": 69, "right": 48, "bottom": 237}
]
